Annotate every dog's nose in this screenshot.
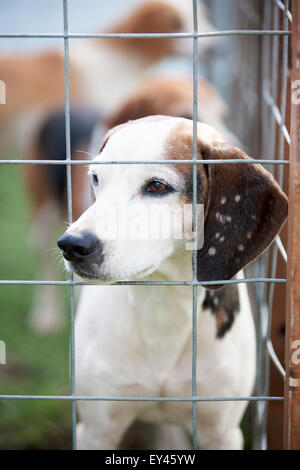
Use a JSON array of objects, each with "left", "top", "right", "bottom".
[{"left": 57, "top": 232, "right": 101, "bottom": 262}]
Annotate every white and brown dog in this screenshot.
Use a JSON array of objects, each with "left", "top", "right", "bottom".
[
  {"left": 25, "top": 76, "right": 236, "bottom": 332},
  {"left": 57, "top": 116, "right": 287, "bottom": 450}
]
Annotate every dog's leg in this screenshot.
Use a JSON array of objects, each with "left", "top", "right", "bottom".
[
  {"left": 153, "top": 424, "right": 192, "bottom": 450},
  {"left": 28, "top": 200, "right": 65, "bottom": 333},
  {"left": 196, "top": 426, "right": 243, "bottom": 450},
  {"left": 76, "top": 402, "right": 137, "bottom": 450},
  {"left": 186, "top": 401, "right": 246, "bottom": 450}
]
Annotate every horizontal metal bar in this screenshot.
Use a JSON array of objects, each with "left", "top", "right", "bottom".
[
  {"left": 274, "top": 0, "right": 292, "bottom": 22},
  {"left": 0, "top": 394, "right": 284, "bottom": 402},
  {"left": 0, "top": 278, "right": 287, "bottom": 287},
  {"left": 0, "top": 159, "right": 290, "bottom": 166},
  {"left": 263, "top": 88, "right": 291, "bottom": 145},
  {"left": 0, "top": 30, "right": 291, "bottom": 39},
  {"left": 266, "top": 339, "right": 286, "bottom": 378}
]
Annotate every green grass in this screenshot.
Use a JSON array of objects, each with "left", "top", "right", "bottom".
[{"left": 0, "top": 164, "right": 72, "bottom": 449}]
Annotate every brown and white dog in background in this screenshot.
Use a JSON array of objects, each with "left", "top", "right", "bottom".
[
  {"left": 0, "top": 0, "right": 214, "bottom": 154},
  {"left": 24, "top": 76, "right": 237, "bottom": 332},
  {"left": 0, "top": 0, "right": 216, "bottom": 332}
]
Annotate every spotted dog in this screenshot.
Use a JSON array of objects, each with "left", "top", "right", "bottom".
[{"left": 57, "top": 116, "right": 288, "bottom": 449}]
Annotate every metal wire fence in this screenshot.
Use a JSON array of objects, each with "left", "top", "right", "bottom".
[{"left": 0, "top": 0, "right": 291, "bottom": 450}]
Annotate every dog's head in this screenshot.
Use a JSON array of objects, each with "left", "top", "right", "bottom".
[{"left": 58, "top": 116, "right": 288, "bottom": 287}]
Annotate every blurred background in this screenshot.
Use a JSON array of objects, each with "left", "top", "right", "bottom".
[{"left": 0, "top": 0, "right": 289, "bottom": 449}]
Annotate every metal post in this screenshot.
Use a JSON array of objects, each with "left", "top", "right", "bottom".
[{"left": 62, "top": 0, "right": 77, "bottom": 450}]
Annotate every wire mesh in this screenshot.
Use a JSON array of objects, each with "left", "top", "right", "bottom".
[{"left": 0, "top": 0, "right": 291, "bottom": 451}]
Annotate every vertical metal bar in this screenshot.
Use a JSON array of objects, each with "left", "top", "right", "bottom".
[
  {"left": 267, "top": 0, "right": 290, "bottom": 348},
  {"left": 262, "top": 0, "right": 272, "bottom": 160},
  {"left": 270, "top": 5, "right": 280, "bottom": 162},
  {"left": 260, "top": 0, "right": 289, "bottom": 451},
  {"left": 283, "top": 0, "right": 300, "bottom": 450},
  {"left": 267, "top": 0, "right": 290, "bottom": 393},
  {"left": 278, "top": 0, "right": 289, "bottom": 188},
  {"left": 63, "top": 0, "right": 77, "bottom": 450},
  {"left": 259, "top": 2, "right": 280, "bottom": 451},
  {"left": 252, "top": 1, "right": 271, "bottom": 450},
  {"left": 192, "top": 0, "right": 198, "bottom": 451}
]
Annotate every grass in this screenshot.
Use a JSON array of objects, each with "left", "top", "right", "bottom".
[{"left": 0, "top": 163, "right": 72, "bottom": 449}]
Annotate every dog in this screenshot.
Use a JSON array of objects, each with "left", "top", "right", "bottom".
[
  {"left": 57, "top": 116, "right": 288, "bottom": 449},
  {"left": 25, "top": 76, "right": 236, "bottom": 332},
  {"left": 0, "top": 0, "right": 214, "bottom": 153}
]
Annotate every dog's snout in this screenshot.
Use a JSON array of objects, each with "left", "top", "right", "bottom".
[{"left": 57, "top": 232, "right": 101, "bottom": 262}]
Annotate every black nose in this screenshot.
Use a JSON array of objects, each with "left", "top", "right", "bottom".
[{"left": 57, "top": 232, "right": 101, "bottom": 262}]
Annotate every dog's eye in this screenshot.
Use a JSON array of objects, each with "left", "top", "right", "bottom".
[
  {"left": 145, "top": 180, "right": 172, "bottom": 196},
  {"left": 91, "top": 173, "right": 99, "bottom": 185}
]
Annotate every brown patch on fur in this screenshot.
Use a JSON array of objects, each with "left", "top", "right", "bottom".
[
  {"left": 202, "top": 285, "right": 240, "bottom": 338},
  {"left": 164, "top": 120, "right": 288, "bottom": 288},
  {"left": 100, "top": 1, "right": 184, "bottom": 62},
  {"left": 106, "top": 77, "right": 226, "bottom": 129},
  {"left": 0, "top": 51, "right": 80, "bottom": 126},
  {"left": 163, "top": 121, "right": 209, "bottom": 204}
]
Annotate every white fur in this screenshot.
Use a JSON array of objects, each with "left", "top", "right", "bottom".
[
  {"left": 69, "top": 42, "right": 146, "bottom": 116},
  {"left": 62, "top": 117, "right": 256, "bottom": 449}
]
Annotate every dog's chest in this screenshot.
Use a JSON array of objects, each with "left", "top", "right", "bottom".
[
  {"left": 75, "top": 285, "right": 202, "bottom": 394},
  {"left": 75, "top": 282, "right": 254, "bottom": 406},
  {"left": 128, "top": 285, "right": 197, "bottom": 378}
]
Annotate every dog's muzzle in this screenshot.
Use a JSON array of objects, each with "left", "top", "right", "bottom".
[{"left": 57, "top": 231, "right": 102, "bottom": 264}]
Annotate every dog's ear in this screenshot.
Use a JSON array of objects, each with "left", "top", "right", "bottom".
[{"left": 197, "top": 143, "right": 288, "bottom": 289}]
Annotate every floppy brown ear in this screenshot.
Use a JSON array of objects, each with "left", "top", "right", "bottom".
[{"left": 197, "top": 143, "right": 288, "bottom": 289}]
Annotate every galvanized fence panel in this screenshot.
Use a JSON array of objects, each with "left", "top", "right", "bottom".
[{"left": 0, "top": 0, "right": 292, "bottom": 450}]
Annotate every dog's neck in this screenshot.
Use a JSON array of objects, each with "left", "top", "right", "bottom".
[
  {"left": 148, "top": 246, "right": 194, "bottom": 283},
  {"left": 129, "top": 245, "right": 204, "bottom": 307},
  {"left": 127, "top": 248, "right": 205, "bottom": 372}
]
